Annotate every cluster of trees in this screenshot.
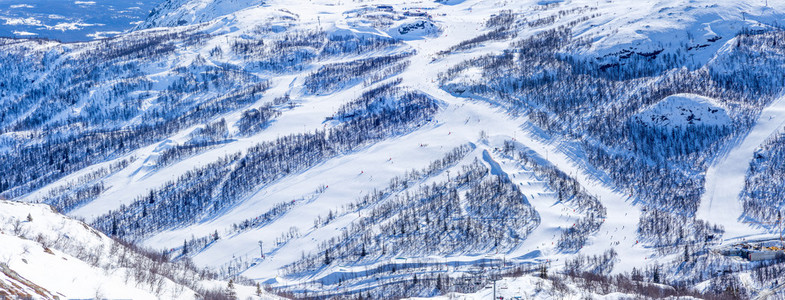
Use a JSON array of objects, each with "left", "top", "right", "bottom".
[
  {"left": 440, "top": 6, "right": 596, "bottom": 56},
  {"left": 637, "top": 208, "right": 722, "bottom": 254},
  {"left": 155, "top": 119, "right": 231, "bottom": 167},
  {"left": 157, "top": 93, "right": 292, "bottom": 167},
  {"left": 231, "top": 200, "right": 297, "bottom": 234},
  {"left": 311, "top": 144, "right": 474, "bottom": 229},
  {"left": 231, "top": 29, "right": 322, "bottom": 72},
  {"left": 438, "top": 27, "right": 515, "bottom": 55},
  {"left": 751, "top": 259, "right": 785, "bottom": 292},
  {"left": 554, "top": 266, "right": 734, "bottom": 299},
  {"left": 328, "top": 78, "right": 439, "bottom": 124},
  {"left": 485, "top": 9, "right": 515, "bottom": 29},
  {"left": 563, "top": 249, "right": 617, "bottom": 275},
  {"left": 277, "top": 262, "right": 538, "bottom": 299},
  {"left": 330, "top": 79, "right": 401, "bottom": 119},
  {"left": 741, "top": 131, "right": 785, "bottom": 223},
  {"left": 321, "top": 32, "right": 400, "bottom": 56},
  {"left": 638, "top": 208, "right": 725, "bottom": 253},
  {"left": 235, "top": 94, "right": 291, "bottom": 136}
]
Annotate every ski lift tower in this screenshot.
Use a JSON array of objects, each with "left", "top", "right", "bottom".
[{"left": 488, "top": 267, "right": 503, "bottom": 300}]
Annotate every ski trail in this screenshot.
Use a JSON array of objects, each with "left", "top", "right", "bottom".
[
  {"left": 499, "top": 137, "right": 648, "bottom": 273},
  {"left": 488, "top": 146, "right": 578, "bottom": 263},
  {"left": 696, "top": 95, "right": 785, "bottom": 240},
  {"left": 389, "top": 14, "right": 649, "bottom": 272}
]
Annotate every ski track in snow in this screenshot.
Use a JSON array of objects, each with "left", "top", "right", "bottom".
[{"left": 697, "top": 94, "right": 785, "bottom": 241}]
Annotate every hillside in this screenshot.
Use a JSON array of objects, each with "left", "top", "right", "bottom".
[
  {"left": 0, "top": 200, "right": 270, "bottom": 299},
  {"left": 2, "top": 0, "right": 785, "bottom": 298},
  {"left": 0, "top": 0, "right": 160, "bottom": 41}
]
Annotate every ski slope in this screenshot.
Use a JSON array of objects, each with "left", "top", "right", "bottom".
[{"left": 697, "top": 94, "right": 785, "bottom": 240}]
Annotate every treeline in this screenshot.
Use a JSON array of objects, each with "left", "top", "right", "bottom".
[
  {"left": 564, "top": 249, "right": 617, "bottom": 275},
  {"left": 277, "top": 262, "right": 539, "bottom": 299}
]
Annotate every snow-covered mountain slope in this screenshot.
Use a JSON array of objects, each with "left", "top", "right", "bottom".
[
  {"left": 3, "top": 0, "right": 785, "bottom": 298},
  {"left": 0, "top": 200, "right": 270, "bottom": 299},
  {"left": 139, "top": 0, "right": 260, "bottom": 29},
  {"left": 0, "top": 0, "right": 162, "bottom": 41}
]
